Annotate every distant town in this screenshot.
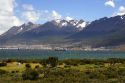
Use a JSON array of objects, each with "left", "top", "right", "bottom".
[{"left": 0, "top": 45, "right": 111, "bottom": 51}]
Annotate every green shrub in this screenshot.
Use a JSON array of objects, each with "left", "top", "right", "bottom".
[
  {"left": 25, "top": 63, "right": 31, "bottom": 69},
  {"left": 117, "top": 68, "right": 125, "bottom": 76},
  {"left": 47, "top": 57, "right": 58, "bottom": 67},
  {"left": 0, "top": 69, "right": 7, "bottom": 75},
  {"left": 104, "top": 67, "right": 118, "bottom": 79},
  {"left": 40, "top": 59, "right": 47, "bottom": 67},
  {"left": 35, "top": 65, "right": 40, "bottom": 69},
  {"left": 22, "top": 69, "right": 39, "bottom": 80},
  {"left": 0, "top": 62, "right": 7, "bottom": 67}
]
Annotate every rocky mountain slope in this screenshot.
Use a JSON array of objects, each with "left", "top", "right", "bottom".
[
  {"left": 1, "top": 14, "right": 125, "bottom": 48},
  {"left": 0, "top": 19, "right": 87, "bottom": 45},
  {"left": 70, "top": 15, "right": 125, "bottom": 47}
]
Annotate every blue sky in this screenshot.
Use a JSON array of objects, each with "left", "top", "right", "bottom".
[
  {"left": 0, "top": 0, "right": 125, "bottom": 34},
  {"left": 16, "top": 0, "right": 125, "bottom": 21}
]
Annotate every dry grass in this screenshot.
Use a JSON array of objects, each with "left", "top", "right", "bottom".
[{"left": 0, "top": 62, "right": 41, "bottom": 72}]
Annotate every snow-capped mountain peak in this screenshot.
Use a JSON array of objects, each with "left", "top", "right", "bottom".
[
  {"left": 77, "top": 22, "right": 86, "bottom": 28},
  {"left": 69, "top": 20, "right": 79, "bottom": 26},
  {"left": 17, "top": 27, "right": 23, "bottom": 33},
  {"left": 52, "top": 19, "right": 88, "bottom": 31},
  {"left": 120, "top": 15, "right": 125, "bottom": 20},
  {"left": 61, "top": 22, "right": 68, "bottom": 26},
  {"left": 54, "top": 19, "right": 61, "bottom": 24}
]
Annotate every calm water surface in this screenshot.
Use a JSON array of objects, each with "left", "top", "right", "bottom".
[{"left": 0, "top": 49, "right": 125, "bottom": 60}]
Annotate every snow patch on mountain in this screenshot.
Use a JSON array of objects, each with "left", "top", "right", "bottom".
[
  {"left": 77, "top": 22, "right": 86, "bottom": 28},
  {"left": 61, "top": 22, "right": 67, "bottom": 26},
  {"left": 55, "top": 19, "right": 61, "bottom": 24},
  {"left": 52, "top": 19, "right": 88, "bottom": 31},
  {"left": 17, "top": 27, "right": 23, "bottom": 33}
]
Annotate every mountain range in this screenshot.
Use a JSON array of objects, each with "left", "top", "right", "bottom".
[{"left": 0, "top": 14, "right": 125, "bottom": 49}]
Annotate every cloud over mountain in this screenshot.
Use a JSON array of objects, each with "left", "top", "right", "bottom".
[
  {"left": 22, "top": 4, "right": 41, "bottom": 22},
  {"left": 0, "top": 0, "right": 22, "bottom": 34},
  {"left": 65, "top": 16, "right": 73, "bottom": 21},
  {"left": 105, "top": 0, "right": 115, "bottom": 8},
  {"left": 22, "top": 4, "right": 62, "bottom": 23},
  {"left": 0, "top": 1, "right": 71, "bottom": 35},
  {"left": 117, "top": 6, "right": 125, "bottom": 16},
  {"left": 113, "top": 6, "right": 125, "bottom": 16},
  {"left": 51, "top": 10, "right": 62, "bottom": 20}
]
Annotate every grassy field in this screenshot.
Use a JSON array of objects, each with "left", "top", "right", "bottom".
[
  {"left": 0, "top": 62, "right": 41, "bottom": 72},
  {"left": 0, "top": 58, "right": 125, "bottom": 83}
]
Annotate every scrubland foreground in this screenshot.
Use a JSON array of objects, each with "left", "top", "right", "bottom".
[{"left": 1, "top": 57, "right": 125, "bottom": 83}]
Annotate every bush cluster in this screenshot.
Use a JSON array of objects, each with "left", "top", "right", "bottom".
[
  {"left": 22, "top": 64, "right": 39, "bottom": 80},
  {"left": 0, "top": 62, "right": 7, "bottom": 67}
]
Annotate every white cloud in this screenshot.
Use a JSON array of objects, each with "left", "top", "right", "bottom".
[
  {"left": 112, "top": 6, "right": 125, "bottom": 16},
  {"left": 38, "top": 10, "right": 62, "bottom": 22},
  {"left": 22, "top": 4, "right": 40, "bottom": 23},
  {"left": 65, "top": 16, "right": 73, "bottom": 21},
  {"left": 0, "top": 1, "right": 71, "bottom": 35},
  {"left": 117, "top": 6, "right": 125, "bottom": 16},
  {"left": 22, "top": 4, "right": 34, "bottom": 11},
  {"left": 22, "top": 11, "right": 40, "bottom": 23},
  {"left": 105, "top": 0, "right": 115, "bottom": 8},
  {"left": 22, "top": 4, "right": 62, "bottom": 22},
  {"left": 0, "top": 0, "right": 22, "bottom": 35},
  {"left": 22, "top": 4, "right": 62, "bottom": 23},
  {"left": 51, "top": 10, "right": 62, "bottom": 20},
  {"left": 13, "top": 16, "right": 22, "bottom": 26}
]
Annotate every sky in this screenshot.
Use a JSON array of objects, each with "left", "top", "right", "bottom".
[{"left": 0, "top": 0, "right": 125, "bottom": 34}]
